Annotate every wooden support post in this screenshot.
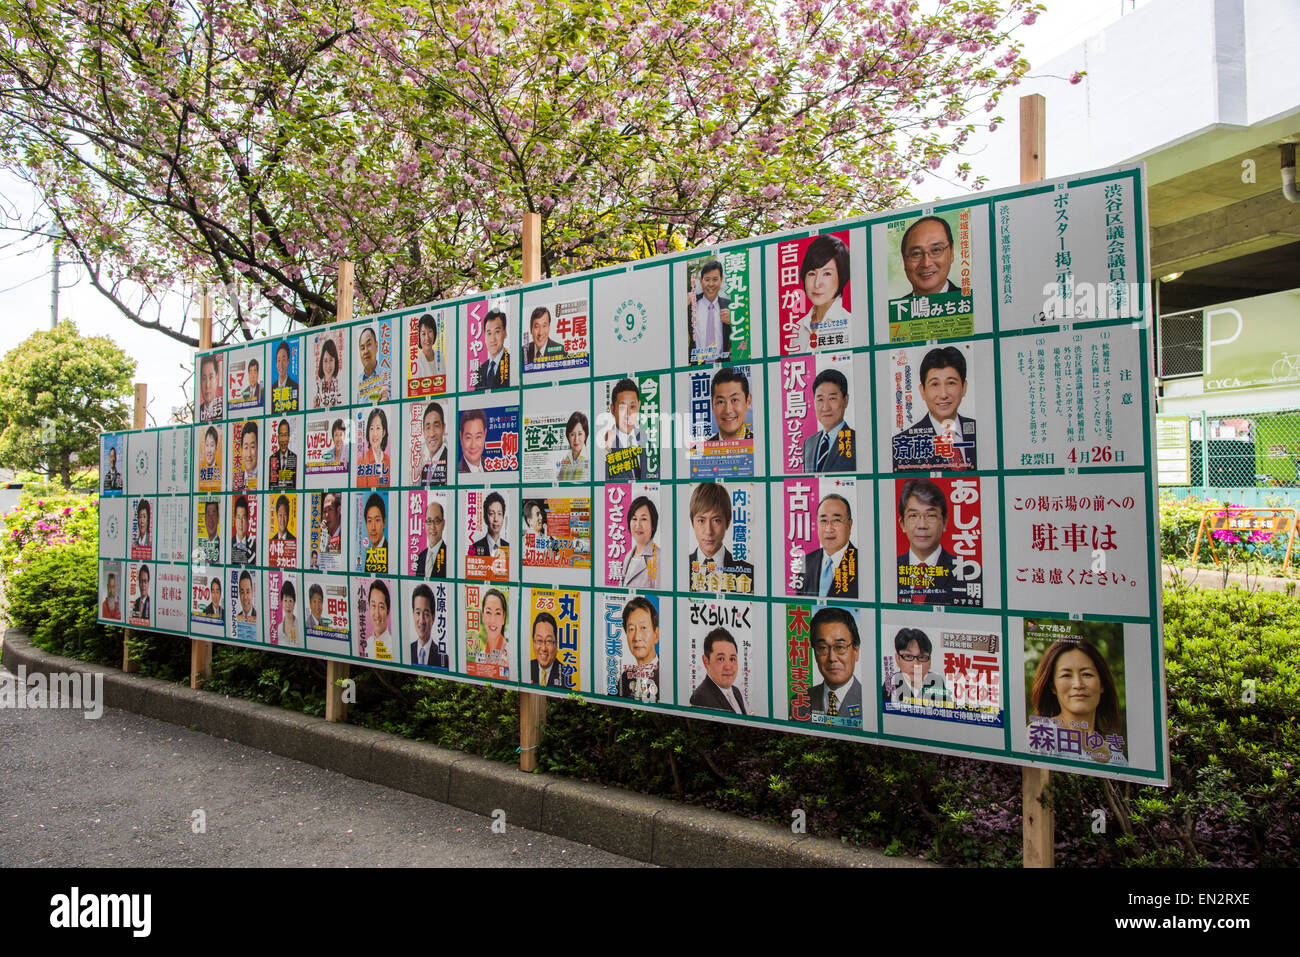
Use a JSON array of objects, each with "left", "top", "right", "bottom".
[
  {"left": 518, "top": 213, "right": 546, "bottom": 772},
  {"left": 326, "top": 660, "right": 350, "bottom": 723},
  {"left": 1020, "top": 93, "right": 1046, "bottom": 183},
  {"left": 190, "top": 290, "right": 215, "bottom": 689},
  {"left": 1022, "top": 766, "right": 1055, "bottom": 868},
  {"left": 1019, "top": 92, "right": 1054, "bottom": 868},
  {"left": 323, "top": 263, "right": 354, "bottom": 722},
  {"left": 122, "top": 384, "right": 148, "bottom": 674}
]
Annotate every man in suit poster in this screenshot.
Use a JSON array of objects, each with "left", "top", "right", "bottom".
[
  {"left": 409, "top": 583, "right": 450, "bottom": 670},
  {"left": 414, "top": 497, "right": 448, "bottom": 579},
  {"left": 801, "top": 367, "right": 856, "bottom": 473},
  {"left": 686, "top": 482, "right": 754, "bottom": 595},
  {"left": 895, "top": 478, "right": 982, "bottom": 606},
  {"left": 797, "top": 493, "right": 858, "bottom": 599},
  {"left": 892, "top": 345, "right": 977, "bottom": 470},
  {"left": 529, "top": 611, "right": 565, "bottom": 687},
  {"left": 803, "top": 606, "right": 863, "bottom": 728},
  {"left": 690, "top": 627, "right": 746, "bottom": 714}
]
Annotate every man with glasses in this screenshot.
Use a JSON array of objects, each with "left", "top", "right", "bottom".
[
  {"left": 900, "top": 216, "right": 957, "bottom": 297},
  {"left": 896, "top": 478, "right": 965, "bottom": 604},
  {"left": 798, "top": 494, "right": 857, "bottom": 598},
  {"left": 529, "top": 612, "right": 566, "bottom": 688},
  {"left": 803, "top": 607, "right": 862, "bottom": 725},
  {"left": 884, "top": 627, "right": 948, "bottom": 705}
]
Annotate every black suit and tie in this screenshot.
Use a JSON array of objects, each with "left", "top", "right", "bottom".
[
  {"left": 690, "top": 675, "right": 747, "bottom": 714},
  {"left": 410, "top": 640, "right": 449, "bottom": 669},
  {"left": 802, "top": 424, "right": 856, "bottom": 473},
  {"left": 476, "top": 353, "right": 509, "bottom": 389},
  {"left": 797, "top": 544, "right": 858, "bottom": 598},
  {"left": 530, "top": 659, "right": 567, "bottom": 688}
]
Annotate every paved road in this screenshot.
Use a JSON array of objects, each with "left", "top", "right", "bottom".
[{"left": 0, "top": 662, "right": 646, "bottom": 868}]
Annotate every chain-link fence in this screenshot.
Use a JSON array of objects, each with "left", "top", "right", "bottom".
[{"left": 1176, "top": 408, "right": 1300, "bottom": 489}]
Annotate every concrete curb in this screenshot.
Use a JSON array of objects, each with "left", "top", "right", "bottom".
[{"left": 1, "top": 630, "right": 930, "bottom": 869}]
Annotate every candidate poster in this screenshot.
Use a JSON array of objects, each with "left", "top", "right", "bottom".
[
  {"left": 683, "top": 597, "right": 762, "bottom": 718},
  {"left": 228, "top": 568, "right": 261, "bottom": 644},
  {"left": 354, "top": 404, "right": 396, "bottom": 489},
  {"left": 406, "top": 308, "right": 449, "bottom": 398},
  {"left": 598, "top": 593, "right": 664, "bottom": 704},
  {"left": 230, "top": 418, "right": 260, "bottom": 492},
  {"left": 522, "top": 383, "right": 588, "bottom": 483},
  {"left": 354, "top": 576, "right": 399, "bottom": 662},
  {"left": 784, "top": 603, "right": 867, "bottom": 730},
  {"left": 525, "top": 587, "right": 581, "bottom": 690},
  {"left": 685, "top": 365, "right": 757, "bottom": 478},
  {"left": 355, "top": 489, "right": 392, "bottom": 575},
  {"left": 229, "top": 493, "right": 259, "bottom": 565},
  {"left": 266, "top": 415, "right": 302, "bottom": 490},
  {"left": 403, "top": 579, "right": 452, "bottom": 671},
  {"left": 407, "top": 398, "right": 453, "bottom": 487},
  {"left": 881, "top": 208, "right": 979, "bottom": 343},
  {"left": 266, "top": 492, "right": 298, "bottom": 569},
  {"left": 353, "top": 315, "right": 395, "bottom": 403},
  {"left": 885, "top": 342, "right": 984, "bottom": 471},
  {"left": 99, "top": 561, "right": 124, "bottom": 622},
  {"left": 780, "top": 477, "right": 862, "bottom": 599},
  {"left": 305, "top": 414, "right": 350, "bottom": 479},
  {"left": 603, "top": 483, "right": 663, "bottom": 589},
  {"left": 308, "top": 328, "right": 348, "bottom": 409},
  {"left": 464, "top": 582, "right": 512, "bottom": 680},
  {"left": 881, "top": 620, "right": 1002, "bottom": 727},
  {"left": 522, "top": 496, "right": 591, "bottom": 572},
  {"left": 406, "top": 489, "right": 451, "bottom": 579},
  {"left": 464, "top": 297, "right": 512, "bottom": 391},
  {"left": 267, "top": 570, "right": 303, "bottom": 648},
  {"left": 269, "top": 336, "right": 302, "bottom": 414},
  {"left": 684, "top": 247, "right": 753, "bottom": 365},
  {"left": 682, "top": 482, "right": 760, "bottom": 596},
  {"left": 521, "top": 290, "right": 590, "bottom": 375},
  {"left": 197, "top": 352, "right": 224, "bottom": 422},
  {"left": 306, "top": 490, "right": 346, "bottom": 572},
  {"left": 775, "top": 352, "right": 859, "bottom": 474},
  {"left": 100, "top": 433, "right": 126, "bottom": 496},
  {"left": 190, "top": 568, "right": 225, "bottom": 631},
  {"left": 155, "top": 565, "right": 188, "bottom": 632},
  {"left": 454, "top": 403, "right": 520, "bottom": 476},
  {"left": 598, "top": 375, "right": 661, "bottom": 481},
  {"left": 194, "top": 496, "right": 221, "bottom": 566},
  {"left": 773, "top": 231, "right": 853, "bottom": 355},
  {"left": 303, "top": 575, "right": 351, "bottom": 655},
  {"left": 195, "top": 423, "right": 223, "bottom": 493},
  {"left": 893, "top": 476, "right": 985, "bottom": 607},
  {"left": 1022, "top": 617, "right": 1128, "bottom": 768},
  {"left": 129, "top": 496, "right": 154, "bottom": 562},
  {"left": 127, "top": 561, "right": 153, "bottom": 628},
  {"left": 462, "top": 487, "right": 513, "bottom": 582},
  {"left": 227, "top": 343, "right": 266, "bottom": 415}
]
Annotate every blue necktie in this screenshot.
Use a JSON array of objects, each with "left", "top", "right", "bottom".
[
  {"left": 820, "top": 557, "right": 835, "bottom": 597},
  {"left": 816, "top": 432, "right": 830, "bottom": 471}
]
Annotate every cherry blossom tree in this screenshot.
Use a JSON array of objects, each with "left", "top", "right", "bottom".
[{"left": 0, "top": 0, "right": 1041, "bottom": 345}]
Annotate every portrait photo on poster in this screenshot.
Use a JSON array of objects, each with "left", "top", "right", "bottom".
[
  {"left": 772, "top": 231, "right": 853, "bottom": 355},
  {"left": 883, "top": 341, "right": 990, "bottom": 472}
]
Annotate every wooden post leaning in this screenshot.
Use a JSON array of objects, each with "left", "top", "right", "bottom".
[
  {"left": 325, "top": 262, "right": 355, "bottom": 723},
  {"left": 1019, "top": 91, "right": 1056, "bottom": 868},
  {"left": 518, "top": 212, "right": 547, "bottom": 772},
  {"left": 190, "top": 290, "right": 216, "bottom": 689},
  {"left": 122, "top": 384, "right": 148, "bottom": 674}
]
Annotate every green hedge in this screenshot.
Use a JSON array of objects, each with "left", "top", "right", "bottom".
[{"left": 6, "top": 493, "right": 1298, "bottom": 865}]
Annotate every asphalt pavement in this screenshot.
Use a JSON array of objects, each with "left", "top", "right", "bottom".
[{"left": 0, "top": 661, "right": 646, "bottom": 868}]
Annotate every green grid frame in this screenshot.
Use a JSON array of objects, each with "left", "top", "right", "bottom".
[{"left": 97, "top": 164, "right": 1169, "bottom": 785}]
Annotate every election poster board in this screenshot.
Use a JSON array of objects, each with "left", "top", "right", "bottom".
[{"left": 97, "top": 164, "right": 1168, "bottom": 784}]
